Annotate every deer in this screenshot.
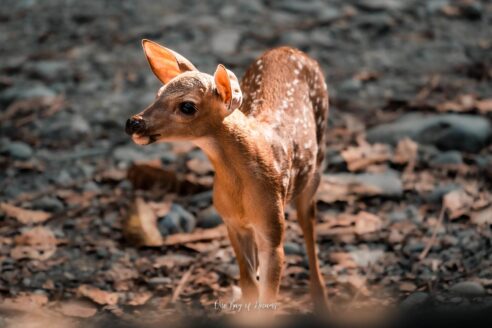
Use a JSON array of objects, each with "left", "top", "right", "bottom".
[{"left": 125, "top": 39, "right": 330, "bottom": 311}]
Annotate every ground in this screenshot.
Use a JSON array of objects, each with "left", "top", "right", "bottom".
[{"left": 0, "top": 0, "right": 492, "bottom": 326}]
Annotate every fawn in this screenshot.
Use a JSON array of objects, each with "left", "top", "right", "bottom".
[{"left": 126, "top": 39, "right": 329, "bottom": 310}]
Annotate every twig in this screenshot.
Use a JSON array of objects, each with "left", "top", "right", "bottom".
[
  {"left": 419, "top": 207, "right": 446, "bottom": 260},
  {"left": 171, "top": 264, "right": 196, "bottom": 303},
  {"left": 163, "top": 225, "right": 227, "bottom": 246}
]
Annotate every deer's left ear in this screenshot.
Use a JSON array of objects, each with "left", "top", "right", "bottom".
[
  {"left": 214, "top": 64, "right": 242, "bottom": 113},
  {"left": 142, "top": 39, "right": 197, "bottom": 84}
]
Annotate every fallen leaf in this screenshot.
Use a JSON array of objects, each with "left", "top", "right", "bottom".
[
  {"left": 123, "top": 197, "right": 163, "bottom": 247},
  {"left": 443, "top": 189, "right": 474, "bottom": 219},
  {"left": 58, "top": 300, "right": 97, "bottom": 318},
  {"left": 127, "top": 162, "right": 179, "bottom": 191},
  {"left": 163, "top": 225, "right": 227, "bottom": 246},
  {"left": 127, "top": 291, "right": 153, "bottom": 306},
  {"left": 341, "top": 142, "right": 391, "bottom": 171},
  {"left": 154, "top": 254, "right": 195, "bottom": 269},
  {"left": 0, "top": 203, "right": 51, "bottom": 224},
  {"left": 77, "top": 285, "right": 119, "bottom": 306},
  {"left": 393, "top": 138, "right": 418, "bottom": 165},
  {"left": 11, "top": 226, "right": 57, "bottom": 260},
  {"left": 0, "top": 293, "right": 49, "bottom": 312},
  {"left": 399, "top": 282, "right": 417, "bottom": 292},
  {"left": 476, "top": 99, "right": 492, "bottom": 114},
  {"left": 354, "top": 212, "right": 383, "bottom": 235},
  {"left": 471, "top": 206, "right": 492, "bottom": 225}
]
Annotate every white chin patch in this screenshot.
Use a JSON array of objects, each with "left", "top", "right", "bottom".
[{"left": 132, "top": 134, "right": 150, "bottom": 145}]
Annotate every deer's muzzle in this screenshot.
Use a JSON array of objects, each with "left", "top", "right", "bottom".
[{"left": 125, "top": 116, "right": 146, "bottom": 135}]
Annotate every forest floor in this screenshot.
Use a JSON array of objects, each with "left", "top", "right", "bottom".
[{"left": 1, "top": 0, "right": 492, "bottom": 326}]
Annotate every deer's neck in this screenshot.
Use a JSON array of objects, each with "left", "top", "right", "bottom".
[{"left": 192, "top": 111, "right": 258, "bottom": 181}]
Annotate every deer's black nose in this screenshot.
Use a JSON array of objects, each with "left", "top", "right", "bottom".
[{"left": 125, "top": 116, "right": 146, "bottom": 135}]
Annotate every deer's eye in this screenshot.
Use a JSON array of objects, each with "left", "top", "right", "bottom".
[{"left": 179, "top": 102, "right": 197, "bottom": 116}]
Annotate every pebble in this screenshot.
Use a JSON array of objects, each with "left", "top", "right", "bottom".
[
  {"left": 159, "top": 204, "right": 196, "bottom": 235},
  {"left": 367, "top": 113, "right": 492, "bottom": 153},
  {"left": 196, "top": 206, "right": 222, "bottom": 229},
  {"left": 283, "top": 242, "right": 304, "bottom": 256},
  {"left": 450, "top": 281, "right": 485, "bottom": 297},
  {"left": 4, "top": 141, "right": 33, "bottom": 160},
  {"left": 401, "top": 292, "right": 430, "bottom": 309},
  {"left": 33, "top": 196, "right": 64, "bottom": 212}
]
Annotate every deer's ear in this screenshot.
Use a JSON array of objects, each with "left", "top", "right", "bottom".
[
  {"left": 214, "top": 64, "right": 242, "bottom": 113},
  {"left": 142, "top": 39, "right": 197, "bottom": 84}
]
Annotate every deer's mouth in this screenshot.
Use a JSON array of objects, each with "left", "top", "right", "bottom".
[{"left": 131, "top": 133, "right": 160, "bottom": 145}]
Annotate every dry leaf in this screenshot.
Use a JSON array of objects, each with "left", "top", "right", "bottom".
[
  {"left": 123, "top": 197, "right": 163, "bottom": 247},
  {"left": 0, "top": 203, "right": 51, "bottom": 224},
  {"left": 127, "top": 291, "right": 152, "bottom": 306},
  {"left": 443, "top": 189, "right": 474, "bottom": 219},
  {"left": 154, "top": 254, "right": 195, "bottom": 269},
  {"left": 393, "top": 138, "right": 418, "bottom": 165},
  {"left": 163, "top": 225, "right": 227, "bottom": 246},
  {"left": 471, "top": 206, "right": 492, "bottom": 225},
  {"left": 476, "top": 99, "right": 492, "bottom": 114},
  {"left": 341, "top": 143, "right": 391, "bottom": 171},
  {"left": 77, "top": 285, "right": 119, "bottom": 306},
  {"left": 127, "top": 162, "right": 179, "bottom": 191},
  {"left": 58, "top": 300, "right": 97, "bottom": 318},
  {"left": 354, "top": 211, "right": 383, "bottom": 235},
  {"left": 11, "top": 226, "right": 57, "bottom": 260}
]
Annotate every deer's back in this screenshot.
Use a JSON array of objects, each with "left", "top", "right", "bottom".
[{"left": 239, "top": 47, "right": 329, "bottom": 200}]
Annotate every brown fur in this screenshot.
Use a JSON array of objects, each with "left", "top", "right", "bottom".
[{"left": 129, "top": 41, "right": 329, "bottom": 310}]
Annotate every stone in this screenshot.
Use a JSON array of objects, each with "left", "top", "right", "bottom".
[
  {"left": 401, "top": 292, "right": 430, "bottom": 309},
  {"left": 430, "top": 151, "right": 463, "bottom": 166},
  {"left": 159, "top": 204, "right": 196, "bottom": 235},
  {"left": 284, "top": 242, "right": 304, "bottom": 255},
  {"left": 367, "top": 113, "right": 492, "bottom": 153},
  {"left": 349, "top": 248, "right": 384, "bottom": 267},
  {"left": 450, "top": 281, "right": 485, "bottom": 297},
  {"left": 319, "top": 171, "right": 403, "bottom": 203},
  {"left": 0, "top": 83, "right": 56, "bottom": 104},
  {"left": 3, "top": 141, "right": 33, "bottom": 160},
  {"left": 212, "top": 29, "right": 241, "bottom": 55},
  {"left": 196, "top": 206, "right": 222, "bottom": 229},
  {"left": 33, "top": 196, "right": 64, "bottom": 212}
]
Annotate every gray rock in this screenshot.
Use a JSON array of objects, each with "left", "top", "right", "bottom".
[
  {"left": 450, "top": 281, "right": 485, "bottom": 297},
  {"left": 33, "top": 196, "right": 64, "bottom": 212},
  {"left": 159, "top": 204, "right": 196, "bottom": 235},
  {"left": 401, "top": 292, "right": 430, "bottom": 309},
  {"left": 389, "top": 206, "right": 420, "bottom": 223},
  {"left": 25, "top": 60, "right": 70, "bottom": 82},
  {"left": 423, "top": 184, "right": 460, "bottom": 204},
  {"left": 320, "top": 171, "right": 403, "bottom": 203},
  {"left": 366, "top": 113, "right": 492, "bottom": 153},
  {"left": 147, "top": 277, "right": 172, "bottom": 285},
  {"left": 0, "top": 84, "right": 56, "bottom": 104},
  {"left": 212, "top": 29, "right": 241, "bottom": 55},
  {"left": 284, "top": 242, "right": 304, "bottom": 255},
  {"left": 196, "top": 206, "right": 222, "bottom": 229},
  {"left": 3, "top": 141, "right": 33, "bottom": 160},
  {"left": 349, "top": 248, "right": 384, "bottom": 267},
  {"left": 430, "top": 151, "right": 463, "bottom": 166},
  {"left": 355, "top": 0, "right": 406, "bottom": 12}
]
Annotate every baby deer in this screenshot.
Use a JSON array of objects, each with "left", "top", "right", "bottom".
[{"left": 126, "top": 40, "right": 329, "bottom": 310}]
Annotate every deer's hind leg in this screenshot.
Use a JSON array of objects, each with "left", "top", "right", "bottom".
[{"left": 294, "top": 172, "right": 329, "bottom": 311}]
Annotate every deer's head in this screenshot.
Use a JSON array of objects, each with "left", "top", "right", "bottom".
[{"left": 125, "top": 39, "right": 242, "bottom": 145}]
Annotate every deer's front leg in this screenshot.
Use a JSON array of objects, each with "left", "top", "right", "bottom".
[
  {"left": 256, "top": 210, "right": 285, "bottom": 304},
  {"left": 227, "top": 225, "right": 259, "bottom": 303}
]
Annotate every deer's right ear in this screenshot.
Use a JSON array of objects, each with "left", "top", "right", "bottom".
[
  {"left": 214, "top": 64, "right": 242, "bottom": 114},
  {"left": 142, "top": 39, "right": 197, "bottom": 84}
]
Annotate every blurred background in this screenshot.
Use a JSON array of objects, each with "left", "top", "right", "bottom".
[{"left": 0, "top": 0, "right": 491, "bottom": 324}]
